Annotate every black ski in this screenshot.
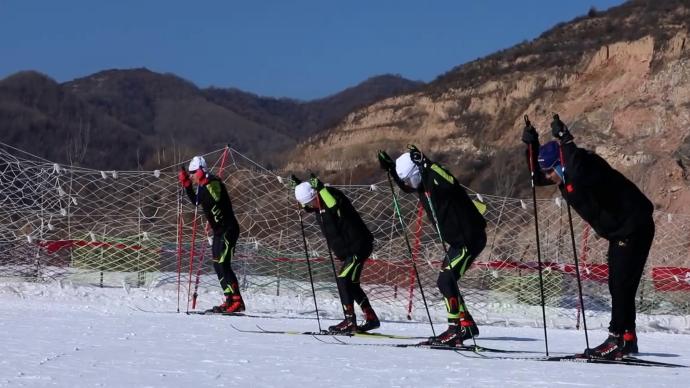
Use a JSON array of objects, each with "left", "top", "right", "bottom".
[
  {"left": 186, "top": 310, "right": 264, "bottom": 318},
  {"left": 238, "top": 325, "right": 531, "bottom": 353},
  {"left": 131, "top": 305, "right": 302, "bottom": 319},
  {"left": 321, "top": 336, "right": 535, "bottom": 354},
  {"left": 539, "top": 354, "right": 687, "bottom": 368},
  {"left": 462, "top": 352, "right": 687, "bottom": 368},
  {"left": 230, "top": 324, "right": 426, "bottom": 340},
  {"left": 336, "top": 341, "right": 685, "bottom": 366}
]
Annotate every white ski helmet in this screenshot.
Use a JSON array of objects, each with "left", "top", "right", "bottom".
[
  {"left": 188, "top": 156, "right": 207, "bottom": 172},
  {"left": 395, "top": 152, "right": 422, "bottom": 189},
  {"left": 295, "top": 182, "right": 317, "bottom": 205}
]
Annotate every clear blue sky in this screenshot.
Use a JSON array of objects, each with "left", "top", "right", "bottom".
[{"left": 0, "top": 0, "right": 626, "bottom": 100}]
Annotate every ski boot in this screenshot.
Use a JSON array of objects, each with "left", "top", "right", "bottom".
[
  {"left": 422, "top": 319, "right": 463, "bottom": 347},
  {"left": 357, "top": 306, "right": 380, "bottom": 332},
  {"left": 585, "top": 332, "right": 623, "bottom": 360},
  {"left": 224, "top": 294, "right": 245, "bottom": 313},
  {"left": 621, "top": 329, "right": 638, "bottom": 355},
  {"left": 459, "top": 311, "right": 479, "bottom": 340},
  {"left": 211, "top": 294, "right": 245, "bottom": 313},
  {"left": 210, "top": 297, "right": 230, "bottom": 313},
  {"left": 329, "top": 305, "right": 357, "bottom": 334}
]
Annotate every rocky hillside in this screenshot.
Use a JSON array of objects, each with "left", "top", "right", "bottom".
[
  {"left": 287, "top": 0, "right": 690, "bottom": 213},
  {"left": 0, "top": 69, "right": 421, "bottom": 170}
]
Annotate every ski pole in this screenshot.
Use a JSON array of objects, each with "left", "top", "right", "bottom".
[
  {"left": 191, "top": 233, "right": 208, "bottom": 310},
  {"left": 553, "top": 113, "right": 590, "bottom": 350},
  {"left": 296, "top": 204, "right": 323, "bottom": 333},
  {"left": 406, "top": 203, "right": 424, "bottom": 320},
  {"left": 524, "top": 114, "right": 550, "bottom": 356},
  {"left": 576, "top": 224, "right": 592, "bottom": 330},
  {"left": 422, "top": 190, "right": 477, "bottom": 347},
  {"left": 385, "top": 172, "right": 436, "bottom": 337},
  {"left": 186, "top": 184, "right": 201, "bottom": 313},
  {"left": 175, "top": 184, "right": 184, "bottom": 313}
]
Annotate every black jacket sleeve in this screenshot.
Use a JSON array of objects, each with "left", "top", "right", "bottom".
[
  {"left": 418, "top": 158, "right": 487, "bottom": 249},
  {"left": 315, "top": 186, "right": 373, "bottom": 258},
  {"left": 560, "top": 142, "right": 607, "bottom": 188},
  {"left": 557, "top": 142, "right": 654, "bottom": 240},
  {"left": 184, "top": 184, "right": 197, "bottom": 205}
]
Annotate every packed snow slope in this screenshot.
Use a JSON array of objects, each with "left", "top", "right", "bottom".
[{"left": 1, "top": 281, "right": 689, "bottom": 387}]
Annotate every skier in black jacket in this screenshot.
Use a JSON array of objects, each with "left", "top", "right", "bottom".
[
  {"left": 178, "top": 156, "right": 244, "bottom": 313},
  {"left": 378, "top": 146, "right": 487, "bottom": 346},
  {"left": 522, "top": 115, "right": 655, "bottom": 359},
  {"left": 292, "top": 175, "right": 380, "bottom": 333}
]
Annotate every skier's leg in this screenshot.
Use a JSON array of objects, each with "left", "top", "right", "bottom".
[
  {"left": 211, "top": 230, "right": 243, "bottom": 312},
  {"left": 597, "top": 219, "right": 652, "bottom": 357},
  {"left": 437, "top": 246, "right": 473, "bottom": 320},
  {"left": 347, "top": 248, "right": 380, "bottom": 331},
  {"left": 436, "top": 238, "right": 485, "bottom": 343},
  {"left": 210, "top": 233, "right": 229, "bottom": 312},
  {"left": 219, "top": 230, "right": 244, "bottom": 312},
  {"left": 329, "top": 256, "right": 358, "bottom": 332}
]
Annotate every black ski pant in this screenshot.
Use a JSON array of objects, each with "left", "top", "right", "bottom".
[
  {"left": 336, "top": 244, "right": 374, "bottom": 312},
  {"left": 437, "top": 233, "right": 487, "bottom": 322},
  {"left": 607, "top": 217, "right": 655, "bottom": 333},
  {"left": 212, "top": 228, "right": 240, "bottom": 297}
]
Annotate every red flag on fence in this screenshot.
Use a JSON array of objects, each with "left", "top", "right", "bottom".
[{"left": 652, "top": 267, "right": 690, "bottom": 292}]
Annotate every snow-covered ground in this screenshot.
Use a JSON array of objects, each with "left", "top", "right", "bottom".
[{"left": 1, "top": 280, "right": 689, "bottom": 387}]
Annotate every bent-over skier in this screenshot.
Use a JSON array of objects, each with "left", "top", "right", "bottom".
[
  {"left": 291, "top": 174, "right": 380, "bottom": 334},
  {"left": 522, "top": 115, "right": 655, "bottom": 359},
  {"left": 378, "top": 146, "right": 487, "bottom": 346}
]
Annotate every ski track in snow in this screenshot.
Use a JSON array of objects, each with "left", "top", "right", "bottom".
[{"left": 1, "top": 281, "right": 689, "bottom": 387}]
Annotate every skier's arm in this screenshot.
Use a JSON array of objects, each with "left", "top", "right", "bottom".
[
  {"left": 184, "top": 185, "right": 197, "bottom": 204},
  {"left": 205, "top": 180, "right": 223, "bottom": 203},
  {"left": 178, "top": 167, "right": 198, "bottom": 204},
  {"left": 549, "top": 114, "right": 598, "bottom": 186},
  {"left": 307, "top": 175, "right": 343, "bottom": 214},
  {"left": 559, "top": 142, "right": 606, "bottom": 187},
  {"left": 424, "top": 161, "right": 456, "bottom": 190},
  {"left": 316, "top": 185, "right": 341, "bottom": 213},
  {"left": 550, "top": 115, "right": 606, "bottom": 188},
  {"left": 521, "top": 120, "right": 554, "bottom": 187},
  {"left": 378, "top": 150, "right": 416, "bottom": 193},
  {"left": 416, "top": 159, "right": 458, "bottom": 203}
]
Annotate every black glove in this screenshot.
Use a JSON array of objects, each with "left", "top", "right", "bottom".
[
  {"left": 377, "top": 150, "right": 395, "bottom": 172},
  {"left": 521, "top": 115, "right": 539, "bottom": 145},
  {"left": 309, "top": 173, "right": 324, "bottom": 190},
  {"left": 407, "top": 144, "right": 424, "bottom": 166},
  {"left": 551, "top": 114, "right": 574, "bottom": 143},
  {"left": 288, "top": 174, "right": 302, "bottom": 189}
]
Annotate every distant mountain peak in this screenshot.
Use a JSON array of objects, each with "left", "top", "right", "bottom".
[{"left": 0, "top": 68, "right": 423, "bottom": 171}]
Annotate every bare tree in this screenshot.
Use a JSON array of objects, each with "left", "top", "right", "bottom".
[
  {"left": 492, "top": 150, "right": 519, "bottom": 197},
  {"left": 67, "top": 116, "right": 91, "bottom": 165}
]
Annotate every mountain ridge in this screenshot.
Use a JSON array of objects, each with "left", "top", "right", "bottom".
[
  {"left": 285, "top": 0, "right": 690, "bottom": 213},
  {"left": 0, "top": 68, "right": 422, "bottom": 169}
]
